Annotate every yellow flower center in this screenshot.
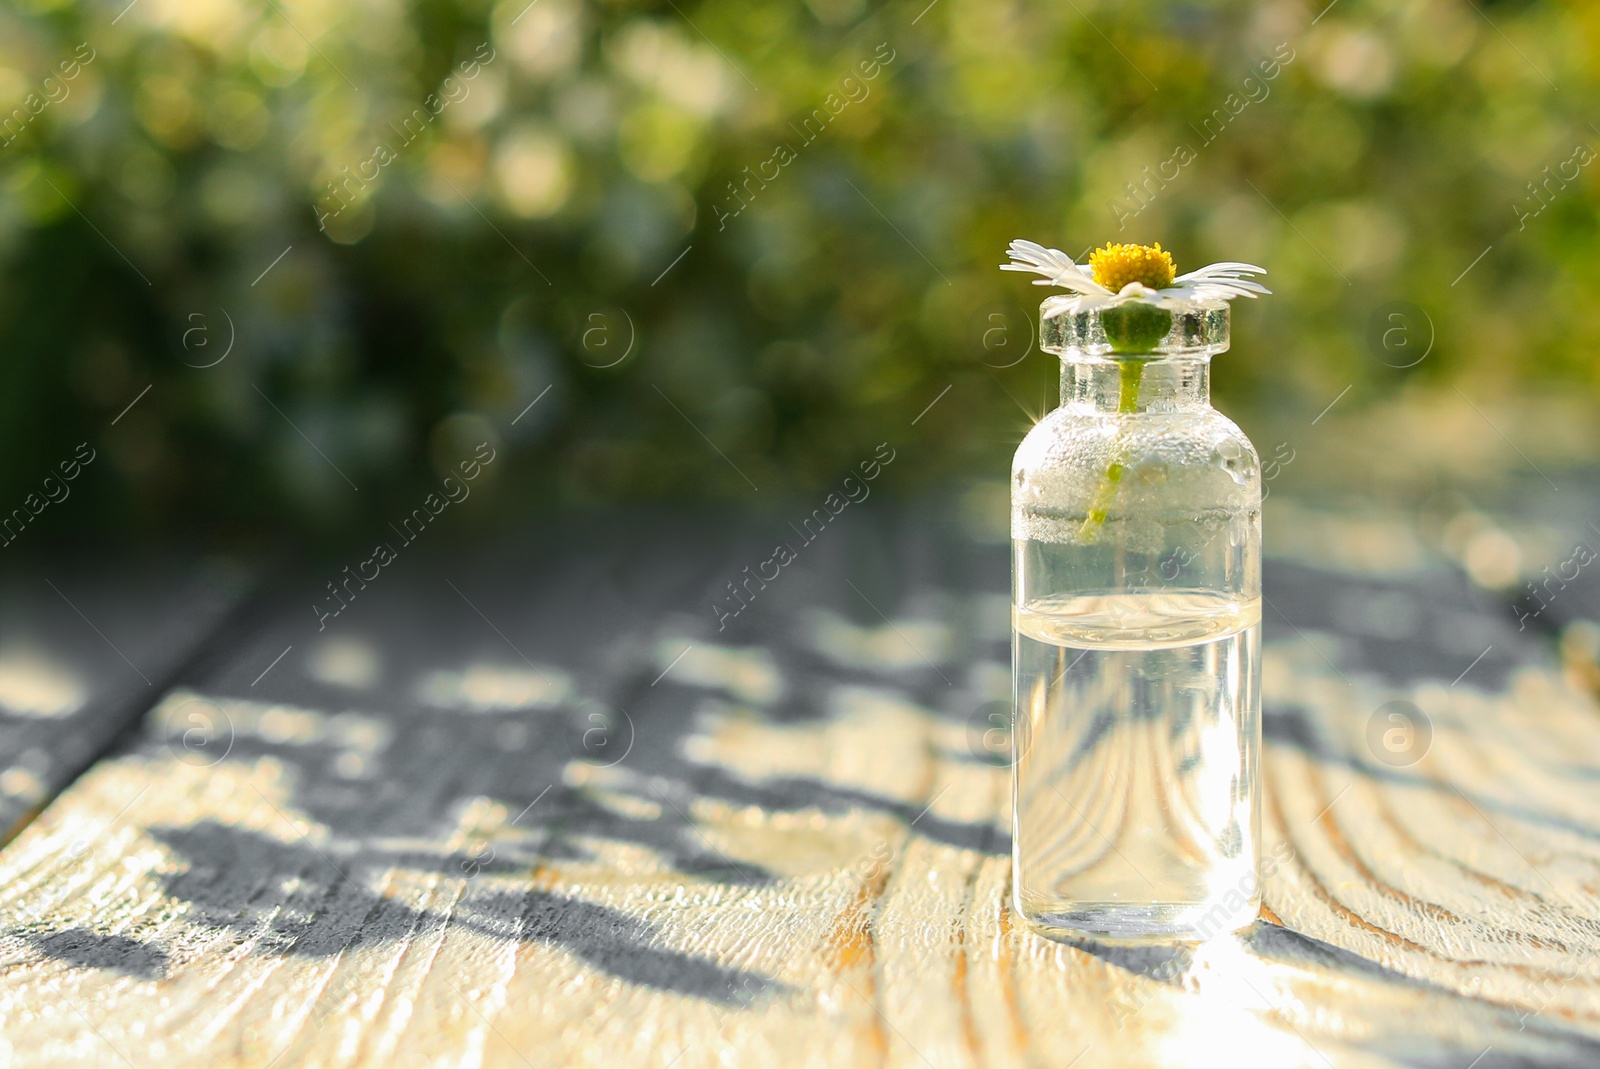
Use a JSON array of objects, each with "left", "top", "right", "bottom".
[{"left": 1088, "top": 242, "right": 1176, "bottom": 292}]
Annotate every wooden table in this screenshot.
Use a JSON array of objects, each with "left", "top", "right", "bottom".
[{"left": 3, "top": 499, "right": 1600, "bottom": 1069}]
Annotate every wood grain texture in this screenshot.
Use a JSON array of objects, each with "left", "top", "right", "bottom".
[
  {"left": 0, "top": 559, "right": 247, "bottom": 845},
  {"left": 2, "top": 509, "right": 1600, "bottom": 1068}
]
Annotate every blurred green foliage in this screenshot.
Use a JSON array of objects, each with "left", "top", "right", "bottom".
[{"left": 0, "top": 0, "right": 1595, "bottom": 544}]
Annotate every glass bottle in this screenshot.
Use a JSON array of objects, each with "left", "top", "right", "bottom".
[{"left": 1010, "top": 298, "right": 1262, "bottom": 942}]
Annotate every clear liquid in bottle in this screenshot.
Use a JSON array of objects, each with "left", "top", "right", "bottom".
[{"left": 1012, "top": 582, "right": 1261, "bottom": 942}]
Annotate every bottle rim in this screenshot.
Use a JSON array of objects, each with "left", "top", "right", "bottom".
[{"left": 1040, "top": 299, "right": 1230, "bottom": 359}]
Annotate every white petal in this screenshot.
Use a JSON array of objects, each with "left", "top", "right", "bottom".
[
  {"left": 1198, "top": 278, "right": 1270, "bottom": 294},
  {"left": 1182, "top": 260, "right": 1268, "bottom": 276},
  {"left": 1010, "top": 239, "right": 1063, "bottom": 262},
  {"left": 1217, "top": 280, "right": 1269, "bottom": 296},
  {"left": 1156, "top": 277, "right": 1271, "bottom": 303},
  {"left": 1173, "top": 261, "right": 1268, "bottom": 283},
  {"left": 1000, "top": 239, "right": 1113, "bottom": 295},
  {"left": 1015, "top": 268, "right": 1111, "bottom": 294},
  {"left": 1040, "top": 294, "right": 1079, "bottom": 318},
  {"left": 1195, "top": 284, "right": 1262, "bottom": 301},
  {"left": 1027, "top": 266, "right": 1106, "bottom": 291},
  {"left": 1000, "top": 239, "right": 1079, "bottom": 278},
  {"left": 1073, "top": 293, "right": 1119, "bottom": 313}
]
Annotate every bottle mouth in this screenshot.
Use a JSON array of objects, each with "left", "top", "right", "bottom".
[{"left": 1041, "top": 299, "right": 1230, "bottom": 359}]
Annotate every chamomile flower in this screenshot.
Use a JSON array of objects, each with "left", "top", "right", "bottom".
[{"left": 1001, "top": 239, "right": 1270, "bottom": 318}]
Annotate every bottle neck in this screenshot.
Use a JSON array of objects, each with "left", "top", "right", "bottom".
[{"left": 1059, "top": 355, "right": 1212, "bottom": 414}]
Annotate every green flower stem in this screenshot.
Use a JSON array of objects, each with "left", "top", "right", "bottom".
[
  {"left": 1115, "top": 354, "right": 1147, "bottom": 415},
  {"left": 1076, "top": 302, "right": 1171, "bottom": 543},
  {"left": 1077, "top": 358, "right": 1147, "bottom": 541}
]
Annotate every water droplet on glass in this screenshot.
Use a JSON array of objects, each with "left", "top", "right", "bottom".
[
  {"left": 1136, "top": 459, "right": 1169, "bottom": 486},
  {"left": 1214, "top": 439, "right": 1248, "bottom": 484}
]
